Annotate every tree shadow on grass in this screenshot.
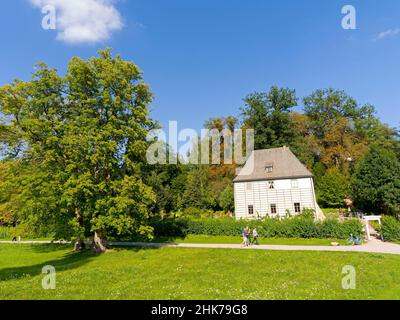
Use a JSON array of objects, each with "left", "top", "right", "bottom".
[
  {"left": 0, "top": 247, "right": 97, "bottom": 282},
  {"left": 29, "top": 243, "right": 75, "bottom": 253},
  {"left": 0, "top": 244, "right": 163, "bottom": 282},
  {"left": 118, "top": 236, "right": 186, "bottom": 244}
]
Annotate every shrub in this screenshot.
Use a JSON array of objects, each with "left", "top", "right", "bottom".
[
  {"left": 150, "top": 218, "right": 189, "bottom": 238},
  {"left": 318, "top": 168, "right": 350, "bottom": 208},
  {"left": 172, "top": 208, "right": 230, "bottom": 219},
  {"left": 185, "top": 218, "right": 247, "bottom": 236},
  {"left": 9, "top": 224, "right": 38, "bottom": 239},
  {"left": 0, "top": 226, "right": 11, "bottom": 239},
  {"left": 150, "top": 216, "right": 363, "bottom": 240},
  {"left": 317, "top": 219, "right": 362, "bottom": 239},
  {"left": 218, "top": 185, "right": 234, "bottom": 212},
  {"left": 0, "top": 225, "right": 54, "bottom": 240},
  {"left": 380, "top": 216, "right": 400, "bottom": 242}
]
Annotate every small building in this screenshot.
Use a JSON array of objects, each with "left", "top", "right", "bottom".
[{"left": 233, "top": 147, "right": 322, "bottom": 220}]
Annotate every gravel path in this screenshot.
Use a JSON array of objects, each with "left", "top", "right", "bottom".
[
  {"left": 107, "top": 239, "right": 400, "bottom": 255},
  {"left": 2, "top": 238, "right": 400, "bottom": 255}
]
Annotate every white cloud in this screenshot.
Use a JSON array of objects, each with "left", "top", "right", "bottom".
[
  {"left": 374, "top": 28, "right": 400, "bottom": 41},
  {"left": 29, "top": 0, "right": 123, "bottom": 44}
]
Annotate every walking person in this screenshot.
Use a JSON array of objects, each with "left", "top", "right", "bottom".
[
  {"left": 252, "top": 228, "right": 259, "bottom": 245},
  {"left": 245, "top": 227, "right": 251, "bottom": 247},
  {"left": 241, "top": 227, "right": 248, "bottom": 247}
]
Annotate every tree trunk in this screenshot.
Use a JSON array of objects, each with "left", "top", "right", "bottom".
[
  {"left": 92, "top": 231, "right": 108, "bottom": 253},
  {"left": 73, "top": 207, "right": 86, "bottom": 251}
]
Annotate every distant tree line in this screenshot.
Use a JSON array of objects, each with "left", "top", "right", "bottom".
[{"left": 145, "top": 86, "right": 400, "bottom": 217}]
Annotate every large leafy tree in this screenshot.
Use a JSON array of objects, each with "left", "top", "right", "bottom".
[
  {"left": 241, "top": 86, "right": 298, "bottom": 150},
  {"left": 218, "top": 184, "right": 234, "bottom": 213},
  {"left": 0, "top": 49, "right": 156, "bottom": 251},
  {"left": 182, "top": 165, "right": 214, "bottom": 209},
  {"left": 352, "top": 145, "right": 400, "bottom": 214},
  {"left": 204, "top": 115, "right": 238, "bottom": 177},
  {"left": 0, "top": 160, "right": 22, "bottom": 226},
  {"left": 317, "top": 167, "right": 350, "bottom": 208},
  {"left": 144, "top": 161, "right": 186, "bottom": 216},
  {"left": 303, "top": 88, "right": 375, "bottom": 139},
  {"left": 290, "top": 112, "right": 319, "bottom": 169},
  {"left": 203, "top": 116, "right": 238, "bottom": 210},
  {"left": 302, "top": 89, "right": 393, "bottom": 175}
]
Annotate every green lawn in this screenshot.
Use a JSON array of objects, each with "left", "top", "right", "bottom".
[
  {"left": 150, "top": 235, "right": 348, "bottom": 246},
  {"left": 1, "top": 244, "right": 400, "bottom": 300}
]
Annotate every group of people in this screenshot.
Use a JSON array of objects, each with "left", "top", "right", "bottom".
[{"left": 241, "top": 227, "right": 259, "bottom": 247}]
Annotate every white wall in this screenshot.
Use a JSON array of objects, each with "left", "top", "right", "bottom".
[{"left": 234, "top": 178, "right": 317, "bottom": 220}]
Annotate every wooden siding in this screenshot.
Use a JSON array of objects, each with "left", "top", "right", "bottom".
[{"left": 234, "top": 178, "right": 317, "bottom": 219}]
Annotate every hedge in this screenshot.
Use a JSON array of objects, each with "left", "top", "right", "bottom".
[
  {"left": 150, "top": 216, "right": 363, "bottom": 240},
  {"left": 380, "top": 216, "right": 400, "bottom": 242}
]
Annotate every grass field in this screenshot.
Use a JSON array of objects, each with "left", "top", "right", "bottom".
[{"left": 1, "top": 244, "right": 400, "bottom": 300}]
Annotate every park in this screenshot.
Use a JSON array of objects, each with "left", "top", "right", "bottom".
[{"left": 1, "top": 17, "right": 400, "bottom": 299}]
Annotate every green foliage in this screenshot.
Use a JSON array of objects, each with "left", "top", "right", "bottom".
[
  {"left": 172, "top": 207, "right": 229, "bottom": 219},
  {"left": 352, "top": 145, "right": 400, "bottom": 214},
  {"left": 0, "top": 226, "right": 11, "bottom": 239},
  {"left": 312, "top": 162, "right": 327, "bottom": 188},
  {"left": 8, "top": 224, "right": 38, "bottom": 239},
  {"left": 182, "top": 166, "right": 214, "bottom": 209},
  {"left": 144, "top": 159, "right": 186, "bottom": 214},
  {"left": 380, "top": 216, "right": 400, "bottom": 243},
  {"left": 299, "top": 208, "right": 316, "bottom": 219},
  {"left": 218, "top": 184, "right": 234, "bottom": 212},
  {"left": 150, "top": 216, "right": 362, "bottom": 240},
  {"left": 317, "top": 167, "right": 350, "bottom": 208},
  {"left": 303, "top": 88, "right": 375, "bottom": 140},
  {"left": 0, "top": 49, "right": 156, "bottom": 243},
  {"left": 241, "top": 86, "right": 298, "bottom": 150},
  {"left": 0, "top": 224, "right": 50, "bottom": 239}
]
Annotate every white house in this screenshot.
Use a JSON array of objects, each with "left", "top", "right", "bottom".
[{"left": 233, "top": 147, "right": 323, "bottom": 220}]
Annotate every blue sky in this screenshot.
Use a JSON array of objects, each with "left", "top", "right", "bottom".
[{"left": 1, "top": 0, "right": 399, "bottom": 133}]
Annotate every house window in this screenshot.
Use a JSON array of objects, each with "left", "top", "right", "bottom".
[
  {"left": 291, "top": 179, "right": 299, "bottom": 189},
  {"left": 268, "top": 181, "right": 275, "bottom": 189},
  {"left": 248, "top": 205, "right": 254, "bottom": 215},
  {"left": 270, "top": 204, "right": 277, "bottom": 215},
  {"left": 265, "top": 165, "right": 273, "bottom": 173},
  {"left": 246, "top": 182, "right": 253, "bottom": 191},
  {"left": 294, "top": 203, "right": 301, "bottom": 214}
]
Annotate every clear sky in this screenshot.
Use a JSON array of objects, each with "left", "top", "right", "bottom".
[{"left": 1, "top": 0, "right": 399, "bottom": 133}]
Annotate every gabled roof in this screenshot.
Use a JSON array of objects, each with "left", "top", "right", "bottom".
[{"left": 233, "top": 147, "right": 313, "bottom": 183}]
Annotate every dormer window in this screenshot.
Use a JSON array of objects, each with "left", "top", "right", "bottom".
[{"left": 265, "top": 165, "right": 273, "bottom": 173}]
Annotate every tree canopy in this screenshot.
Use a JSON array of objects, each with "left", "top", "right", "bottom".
[
  {"left": 352, "top": 145, "right": 400, "bottom": 214},
  {"left": 0, "top": 49, "right": 156, "bottom": 251}
]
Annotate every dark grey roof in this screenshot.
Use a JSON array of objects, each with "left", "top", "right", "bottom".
[{"left": 233, "top": 147, "right": 313, "bottom": 183}]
